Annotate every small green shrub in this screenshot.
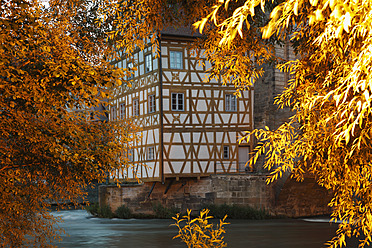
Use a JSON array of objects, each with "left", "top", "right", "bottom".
[
  {"left": 98, "top": 205, "right": 114, "bottom": 218},
  {"left": 152, "top": 203, "right": 179, "bottom": 219},
  {"left": 115, "top": 205, "right": 132, "bottom": 219},
  {"left": 86, "top": 202, "right": 270, "bottom": 220},
  {"left": 85, "top": 202, "right": 100, "bottom": 216},
  {"left": 85, "top": 203, "right": 114, "bottom": 218}
]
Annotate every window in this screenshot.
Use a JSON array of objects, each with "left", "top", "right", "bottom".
[
  {"left": 223, "top": 146, "right": 230, "bottom": 159},
  {"left": 169, "top": 51, "right": 183, "bottom": 69},
  {"left": 119, "top": 102, "right": 125, "bottom": 120},
  {"left": 128, "top": 148, "right": 134, "bottom": 162},
  {"left": 127, "top": 62, "right": 134, "bottom": 79},
  {"left": 171, "top": 93, "right": 184, "bottom": 111},
  {"left": 225, "top": 94, "right": 237, "bottom": 111},
  {"left": 147, "top": 146, "right": 155, "bottom": 160},
  {"left": 148, "top": 94, "right": 156, "bottom": 113},
  {"left": 111, "top": 105, "right": 117, "bottom": 121},
  {"left": 133, "top": 99, "right": 139, "bottom": 116},
  {"left": 115, "top": 60, "right": 122, "bottom": 69},
  {"left": 145, "top": 54, "right": 152, "bottom": 73}
]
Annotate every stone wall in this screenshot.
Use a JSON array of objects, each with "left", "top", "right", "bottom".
[
  {"left": 252, "top": 44, "right": 294, "bottom": 173},
  {"left": 99, "top": 174, "right": 332, "bottom": 218},
  {"left": 99, "top": 175, "right": 274, "bottom": 215},
  {"left": 273, "top": 176, "right": 333, "bottom": 217}
]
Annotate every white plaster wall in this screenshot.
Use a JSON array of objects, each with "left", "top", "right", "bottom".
[
  {"left": 182, "top": 164, "right": 191, "bottom": 174},
  {"left": 161, "top": 57, "right": 168, "bottom": 68},
  {"left": 171, "top": 132, "right": 182, "bottom": 143},
  {"left": 143, "top": 130, "right": 158, "bottom": 144},
  {"left": 196, "top": 146, "right": 209, "bottom": 159},
  {"left": 163, "top": 161, "right": 172, "bottom": 174},
  {"left": 192, "top": 132, "right": 201, "bottom": 143},
  {"left": 161, "top": 45, "right": 167, "bottom": 54},
  {"left": 164, "top": 113, "right": 172, "bottom": 123},
  {"left": 163, "top": 89, "right": 169, "bottom": 97},
  {"left": 220, "top": 114, "right": 229, "bottom": 124},
  {"left": 164, "top": 132, "right": 191, "bottom": 144},
  {"left": 229, "top": 114, "right": 237, "bottom": 124},
  {"left": 193, "top": 163, "right": 201, "bottom": 173},
  {"left": 172, "top": 162, "right": 185, "bottom": 174},
  {"left": 215, "top": 132, "right": 223, "bottom": 143},
  {"left": 190, "top": 73, "right": 199, "bottom": 82},
  {"left": 217, "top": 99, "right": 223, "bottom": 112},
  {"left": 228, "top": 131, "right": 238, "bottom": 143},
  {"left": 134, "top": 62, "right": 139, "bottom": 78},
  {"left": 205, "top": 90, "right": 212, "bottom": 98},
  {"left": 179, "top": 72, "right": 188, "bottom": 82},
  {"left": 153, "top": 163, "right": 159, "bottom": 178},
  {"left": 195, "top": 62, "right": 204, "bottom": 71},
  {"left": 205, "top": 60, "right": 212, "bottom": 68},
  {"left": 127, "top": 167, "right": 134, "bottom": 178},
  {"left": 195, "top": 100, "right": 207, "bottom": 111},
  {"left": 240, "top": 113, "right": 250, "bottom": 124},
  {"left": 206, "top": 163, "right": 215, "bottom": 173},
  {"left": 179, "top": 114, "right": 188, "bottom": 123},
  {"left": 153, "top": 56, "right": 158, "bottom": 71},
  {"left": 144, "top": 161, "right": 155, "bottom": 176}
]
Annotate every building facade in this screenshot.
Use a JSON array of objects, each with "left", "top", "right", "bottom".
[
  {"left": 110, "top": 30, "right": 253, "bottom": 182},
  {"left": 102, "top": 29, "right": 332, "bottom": 218}
]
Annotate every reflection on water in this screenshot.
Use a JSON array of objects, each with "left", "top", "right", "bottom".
[
  {"left": 53, "top": 210, "right": 363, "bottom": 248},
  {"left": 53, "top": 210, "right": 183, "bottom": 248}
]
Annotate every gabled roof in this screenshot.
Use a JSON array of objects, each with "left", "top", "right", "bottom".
[{"left": 160, "top": 26, "right": 203, "bottom": 39}]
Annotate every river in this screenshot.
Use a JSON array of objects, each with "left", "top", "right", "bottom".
[{"left": 52, "top": 210, "right": 363, "bottom": 247}]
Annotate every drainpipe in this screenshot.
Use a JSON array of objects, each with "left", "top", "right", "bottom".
[{"left": 157, "top": 32, "right": 165, "bottom": 184}]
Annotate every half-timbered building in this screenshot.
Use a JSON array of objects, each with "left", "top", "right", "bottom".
[{"left": 110, "top": 28, "right": 253, "bottom": 182}]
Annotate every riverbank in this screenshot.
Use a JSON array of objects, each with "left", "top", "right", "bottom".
[{"left": 85, "top": 202, "right": 271, "bottom": 220}]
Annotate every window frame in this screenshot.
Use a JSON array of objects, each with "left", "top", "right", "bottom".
[
  {"left": 111, "top": 105, "right": 117, "bottom": 121},
  {"left": 128, "top": 148, "right": 134, "bottom": 162},
  {"left": 127, "top": 61, "right": 134, "bottom": 79},
  {"left": 169, "top": 50, "right": 183, "bottom": 69},
  {"left": 223, "top": 145, "right": 230, "bottom": 159},
  {"left": 225, "top": 94, "right": 237, "bottom": 112},
  {"left": 119, "top": 102, "right": 125, "bottom": 120},
  {"left": 147, "top": 146, "right": 155, "bottom": 161},
  {"left": 145, "top": 53, "right": 152, "bottom": 73},
  {"left": 148, "top": 94, "right": 156, "bottom": 113},
  {"left": 171, "top": 93, "right": 184, "bottom": 111},
  {"left": 133, "top": 99, "right": 139, "bottom": 116}
]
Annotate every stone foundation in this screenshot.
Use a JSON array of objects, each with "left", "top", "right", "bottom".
[
  {"left": 99, "top": 174, "right": 332, "bottom": 218},
  {"left": 99, "top": 175, "right": 273, "bottom": 215}
]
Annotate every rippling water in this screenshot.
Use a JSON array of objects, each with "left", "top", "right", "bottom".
[{"left": 52, "top": 210, "right": 363, "bottom": 248}]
